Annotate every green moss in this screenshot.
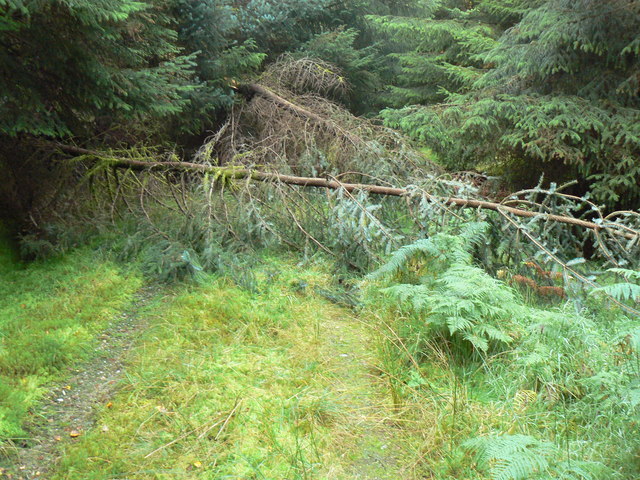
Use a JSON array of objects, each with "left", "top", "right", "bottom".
[{"left": 0, "top": 247, "right": 141, "bottom": 440}]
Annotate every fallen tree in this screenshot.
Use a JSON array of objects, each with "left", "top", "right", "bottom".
[
  {"left": 36, "top": 57, "right": 640, "bottom": 285},
  {"left": 53, "top": 142, "right": 638, "bottom": 241},
  {"left": 15, "top": 56, "right": 639, "bottom": 317},
  {"left": 34, "top": 140, "right": 638, "bottom": 316}
]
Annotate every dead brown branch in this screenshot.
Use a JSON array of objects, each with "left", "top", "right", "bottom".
[{"left": 236, "top": 83, "right": 339, "bottom": 131}]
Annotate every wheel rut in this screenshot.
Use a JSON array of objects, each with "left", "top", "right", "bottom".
[{"left": 1, "top": 286, "right": 158, "bottom": 479}]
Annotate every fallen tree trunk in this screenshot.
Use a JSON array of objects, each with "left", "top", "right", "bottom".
[{"left": 53, "top": 143, "right": 637, "bottom": 240}]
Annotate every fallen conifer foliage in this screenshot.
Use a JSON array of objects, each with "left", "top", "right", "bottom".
[
  {"left": 52, "top": 142, "right": 638, "bottom": 242},
  {"left": 27, "top": 58, "right": 639, "bottom": 316}
]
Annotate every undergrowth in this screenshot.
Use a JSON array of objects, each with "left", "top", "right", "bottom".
[
  {"left": 364, "top": 223, "right": 640, "bottom": 479},
  {"left": 0, "top": 226, "right": 18, "bottom": 275},
  {"left": 3, "top": 219, "right": 639, "bottom": 478},
  {"left": 3, "top": 168, "right": 639, "bottom": 478},
  {"left": 0, "top": 234, "right": 141, "bottom": 443}
]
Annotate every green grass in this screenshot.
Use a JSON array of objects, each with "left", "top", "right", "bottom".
[
  {"left": 363, "top": 247, "right": 640, "bottom": 479},
  {"left": 0, "top": 225, "right": 19, "bottom": 275},
  {"left": 50, "top": 258, "right": 340, "bottom": 478},
  {"left": 50, "top": 256, "right": 426, "bottom": 479},
  {"left": 5, "top": 218, "right": 637, "bottom": 479},
  {"left": 0, "top": 235, "right": 141, "bottom": 441}
]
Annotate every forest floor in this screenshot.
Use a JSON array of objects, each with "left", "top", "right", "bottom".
[
  {"left": 2, "top": 287, "right": 157, "bottom": 479},
  {"left": 1, "top": 254, "right": 426, "bottom": 479},
  {"left": 3, "top": 234, "right": 637, "bottom": 479}
]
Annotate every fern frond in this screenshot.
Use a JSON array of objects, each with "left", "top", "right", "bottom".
[
  {"left": 591, "top": 283, "right": 640, "bottom": 302},
  {"left": 464, "top": 434, "right": 554, "bottom": 480},
  {"left": 607, "top": 268, "right": 640, "bottom": 280},
  {"left": 607, "top": 268, "right": 640, "bottom": 281},
  {"left": 381, "top": 262, "right": 519, "bottom": 353},
  {"left": 463, "top": 332, "right": 489, "bottom": 352},
  {"left": 367, "top": 237, "right": 451, "bottom": 281},
  {"left": 461, "top": 220, "right": 489, "bottom": 249},
  {"left": 447, "top": 315, "right": 475, "bottom": 334},
  {"left": 382, "top": 284, "right": 432, "bottom": 312},
  {"left": 368, "top": 222, "right": 489, "bottom": 282}
]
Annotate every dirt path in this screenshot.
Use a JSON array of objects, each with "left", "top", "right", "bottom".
[
  {"left": 2, "top": 276, "right": 423, "bottom": 479},
  {"left": 1, "top": 287, "right": 158, "bottom": 479},
  {"left": 317, "top": 307, "right": 414, "bottom": 479}
]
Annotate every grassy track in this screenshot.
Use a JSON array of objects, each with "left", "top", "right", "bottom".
[
  {"left": 0, "top": 233, "right": 142, "bottom": 445},
  {"left": 5, "top": 237, "right": 636, "bottom": 479},
  {"left": 47, "top": 257, "right": 424, "bottom": 479}
]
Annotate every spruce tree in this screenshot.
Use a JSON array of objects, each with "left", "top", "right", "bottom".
[
  {"left": 365, "top": 0, "right": 527, "bottom": 107},
  {"left": 0, "top": 0, "right": 199, "bottom": 138},
  {"left": 377, "top": 0, "right": 640, "bottom": 207},
  {"left": 171, "top": 0, "right": 265, "bottom": 134}
]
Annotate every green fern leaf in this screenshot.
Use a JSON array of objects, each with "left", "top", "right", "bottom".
[
  {"left": 464, "top": 434, "right": 554, "bottom": 480},
  {"left": 591, "top": 283, "right": 640, "bottom": 302},
  {"left": 463, "top": 332, "right": 489, "bottom": 352}
]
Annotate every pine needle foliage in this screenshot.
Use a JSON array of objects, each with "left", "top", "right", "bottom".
[
  {"left": 296, "top": 27, "right": 384, "bottom": 112},
  {"left": 377, "top": 0, "right": 640, "bottom": 207},
  {"left": 363, "top": 0, "right": 543, "bottom": 108},
  {"left": 172, "top": 0, "right": 266, "bottom": 133},
  {"left": 0, "top": 0, "right": 199, "bottom": 138},
  {"left": 236, "top": 0, "right": 339, "bottom": 54}
]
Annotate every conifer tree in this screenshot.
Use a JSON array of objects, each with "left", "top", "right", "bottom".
[
  {"left": 171, "top": 0, "right": 265, "bottom": 133},
  {"left": 377, "top": 0, "right": 640, "bottom": 207},
  {"left": 296, "top": 27, "right": 384, "bottom": 113},
  {"left": 233, "top": 0, "right": 342, "bottom": 55},
  {"left": 365, "top": 0, "right": 528, "bottom": 107},
  {"left": 0, "top": 0, "right": 199, "bottom": 138}
]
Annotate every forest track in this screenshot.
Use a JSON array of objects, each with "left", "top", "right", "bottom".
[
  {"left": 2, "top": 268, "right": 423, "bottom": 479},
  {"left": 317, "top": 307, "right": 414, "bottom": 479},
  {"left": 1, "top": 286, "right": 158, "bottom": 479}
]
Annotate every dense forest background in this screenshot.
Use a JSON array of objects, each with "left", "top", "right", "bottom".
[{"left": 2, "top": 0, "right": 640, "bottom": 230}]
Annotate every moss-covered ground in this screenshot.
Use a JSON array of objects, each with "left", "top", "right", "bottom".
[
  {"left": 0, "top": 233, "right": 141, "bottom": 446},
  {"left": 0, "top": 243, "right": 428, "bottom": 478}
]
